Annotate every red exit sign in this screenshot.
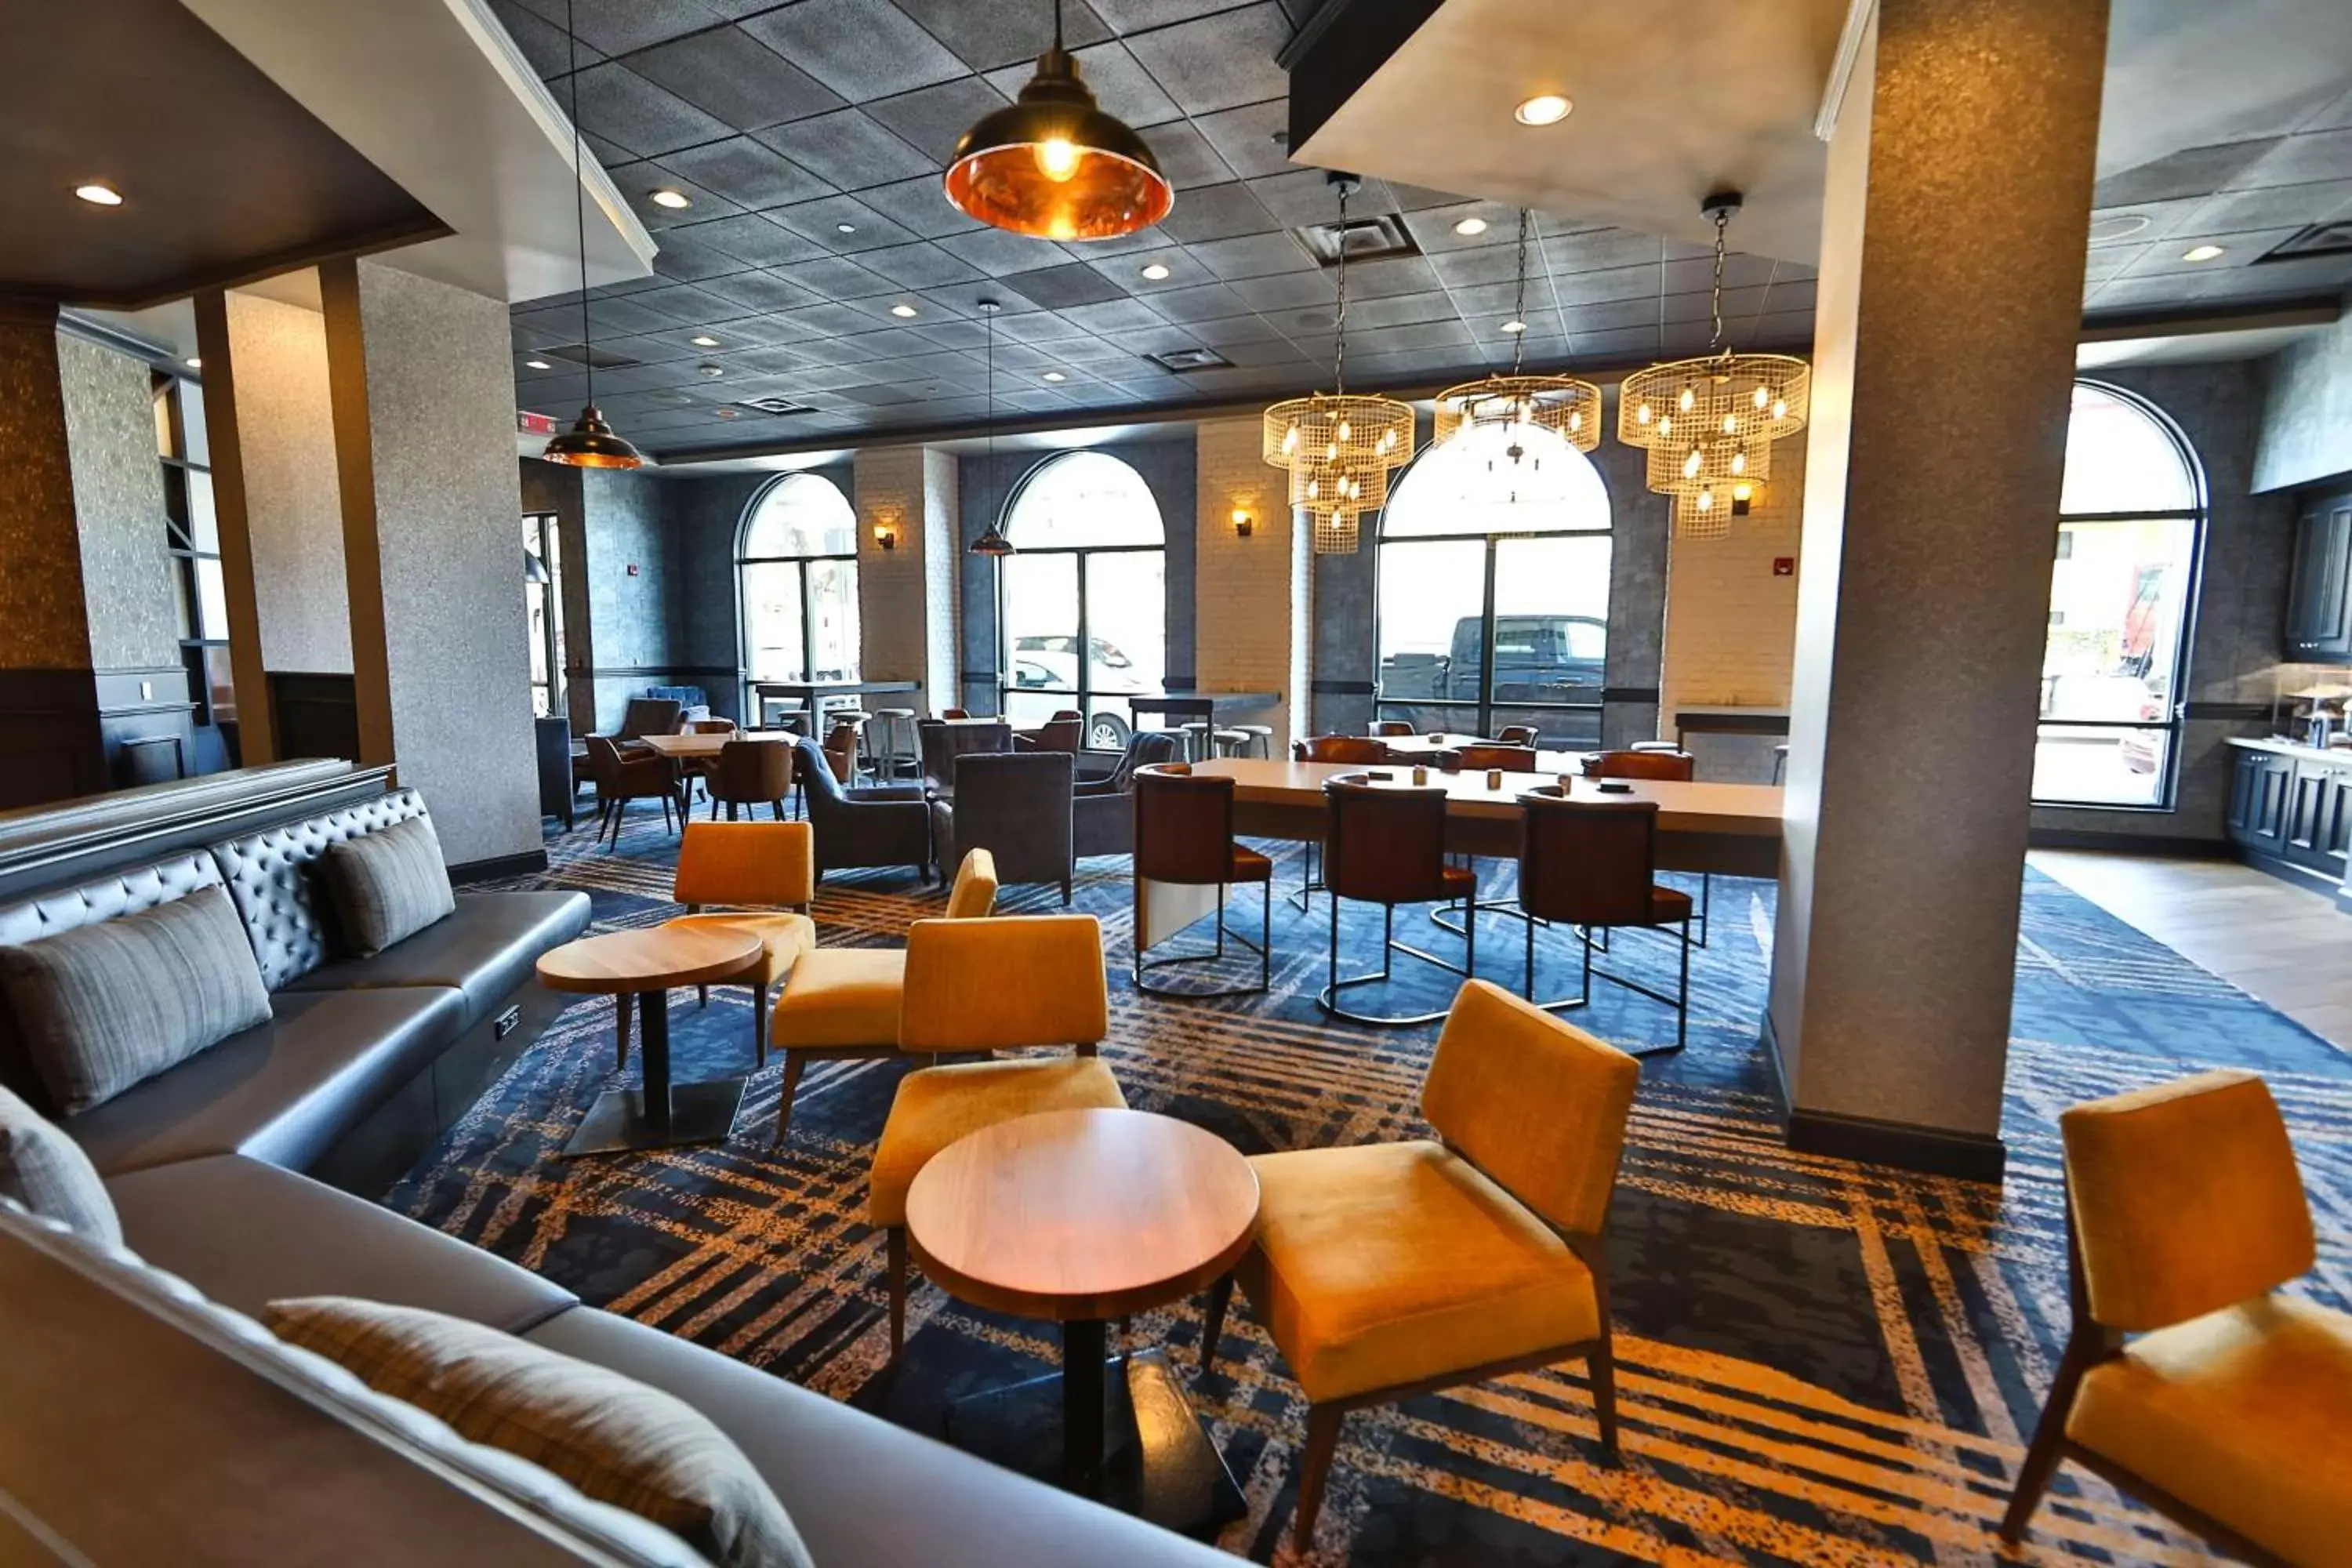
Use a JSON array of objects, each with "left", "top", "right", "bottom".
[{"left": 517, "top": 409, "right": 560, "bottom": 437}]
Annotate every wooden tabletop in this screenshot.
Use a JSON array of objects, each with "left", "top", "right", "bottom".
[
  {"left": 905, "top": 1109, "right": 1261, "bottom": 1323},
  {"left": 1192, "top": 757, "right": 1784, "bottom": 837},
  {"left": 536, "top": 925, "right": 764, "bottom": 994}
]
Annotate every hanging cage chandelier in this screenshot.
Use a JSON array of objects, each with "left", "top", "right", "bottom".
[
  {"left": 1434, "top": 209, "right": 1602, "bottom": 462},
  {"left": 1617, "top": 193, "right": 1808, "bottom": 539},
  {"left": 1261, "top": 172, "right": 1414, "bottom": 555}
]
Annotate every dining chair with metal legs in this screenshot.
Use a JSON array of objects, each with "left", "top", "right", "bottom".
[
  {"left": 1586, "top": 748, "right": 1711, "bottom": 947},
  {"left": 1286, "top": 735, "right": 1389, "bottom": 910},
  {"left": 1316, "top": 775, "right": 1476, "bottom": 1026},
  {"left": 1131, "top": 764, "right": 1272, "bottom": 997},
  {"left": 1515, "top": 787, "right": 1692, "bottom": 1055}
]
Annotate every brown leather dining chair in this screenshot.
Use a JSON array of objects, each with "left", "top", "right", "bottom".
[
  {"left": 1318, "top": 775, "right": 1476, "bottom": 1025},
  {"left": 1370, "top": 720, "right": 1414, "bottom": 738},
  {"left": 584, "top": 734, "right": 681, "bottom": 850},
  {"left": 679, "top": 717, "right": 737, "bottom": 806},
  {"left": 1495, "top": 724, "right": 1541, "bottom": 748},
  {"left": 1446, "top": 743, "right": 1541, "bottom": 772},
  {"left": 705, "top": 737, "right": 793, "bottom": 822},
  {"left": 1014, "top": 709, "right": 1083, "bottom": 753},
  {"left": 1286, "top": 735, "right": 1392, "bottom": 907},
  {"left": 1587, "top": 749, "right": 1710, "bottom": 946},
  {"left": 939, "top": 707, "right": 971, "bottom": 720},
  {"left": 1131, "top": 763, "right": 1272, "bottom": 996},
  {"left": 1515, "top": 787, "right": 1691, "bottom": 1054}
]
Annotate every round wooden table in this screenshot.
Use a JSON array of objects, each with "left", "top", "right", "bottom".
[
  {"left": 906, "top": 1108, "right": 1259, "bottom": 1530},
  {"left": 537, "top": 926, "right": 762, "bottom": 1157}
]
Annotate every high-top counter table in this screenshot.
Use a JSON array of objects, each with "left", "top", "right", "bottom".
[{"left": 1136, "top": 760, "right": 1784, "bottom": 949}]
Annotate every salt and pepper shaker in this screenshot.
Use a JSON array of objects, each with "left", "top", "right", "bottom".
[
  {"left": 1486, "top": 768, "right": 1503, "bottom": 789},
  {"left": 1411, "top": 766, "right": 1428, "bottom": 786}
]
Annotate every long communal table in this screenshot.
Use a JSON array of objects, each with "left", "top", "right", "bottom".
[{"left": 1134, "top": 759, "right": 1785, "bottom": 949}]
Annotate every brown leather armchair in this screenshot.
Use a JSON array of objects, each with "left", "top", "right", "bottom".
[
  {"left": 584, "top": 735, "right": 681, "bottom": 850},
  {"left": 1014, "top": 710, "right": 1083, "bottom": 754},
  {"left": 706, "top": 737, "right": 793, "bottom": 821}
]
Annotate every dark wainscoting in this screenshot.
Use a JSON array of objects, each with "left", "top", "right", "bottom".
[
  {"left": 270, "top": 671, "right": 361, "bottom": 761},
  {"left": 96, "top": 666, "right": 197, "bottom": 789},
  {"left": 1761, "top": 1014, "right": 2008, "bottom": 1182},
  {"left": 0, "top": 670, "right": 110, "bottom": 810}
]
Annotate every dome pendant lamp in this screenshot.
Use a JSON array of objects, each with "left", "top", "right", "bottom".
[
  {"left": 543, "top": 0, "right": 642, "bottom": 470},
  {"left": 945, "top": 0, "right": 1173, "bottom": 241}
]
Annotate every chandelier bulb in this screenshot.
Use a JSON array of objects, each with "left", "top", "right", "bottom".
[
  {"left": 1658, "top": 416, "right": 1672, "bottom": 437},
  {"left": 1337, "top": 419, "right": 1351, "bottom": 441},
  {"left": 1678, "top": 387, "right": 1695, "bottom": 412},
  {"left": 1568, "top": 411, "right": 1582, "bottom": 432},
  {"left": 1753, "top": 386, "right": 1769, "bottom": 410},
  {"left": 1697, "top": 488, "right": 1715, "bottom": 513},
  {"left": 1682, "top": 448, "right": 1702, "bottom": 478},
  {"left": 1722, "top": 413, "right": 1737, "bottom": 435},
  {"left": 1730, "top": 449, "right": 1747, "bottom": 475},
  {"left": 1636, "top": 402, "right": 1653, "bottom": 424},
  {"left": 1773, "top": 398, "right": 1788, "bottom": 418},
  {"left": 1283, "top": 424, "right": 1298, "bottom": 453},
  {"left": 1308, "top": 479, "right": 1320, "bottom": 499}
]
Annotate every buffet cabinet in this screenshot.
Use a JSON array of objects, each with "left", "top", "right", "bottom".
[{"left": 2228, "top": 739, "right": 2352, "bottom": 886}]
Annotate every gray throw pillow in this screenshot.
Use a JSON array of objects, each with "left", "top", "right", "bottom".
[
  {"left": 324, "top": 815, "right": 456, "bottom": 957},
  {"left": 0, "top": 884, "right": 273, "bottom": 1116},
  {"left": 0, "top": 1083, "right": 121, "bottom": 1243},
  {"left": 267, "top": 1298, "right": 814, "bottom": 1568}
]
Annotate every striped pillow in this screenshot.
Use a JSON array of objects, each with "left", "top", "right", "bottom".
[
  {"left": 0, "top": 884, "right": 274, "bottom": 1115},
  {"left": 266, "top": 1297, "right": 812, "bottom": 1568},
  {"left": 323, "top": 815, "right": 456, "bottom": 957},
  {"left": 0, "top": 1083, "right": 120, "bottom": 1243}
]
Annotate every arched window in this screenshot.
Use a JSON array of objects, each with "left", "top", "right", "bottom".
[
  {"left": 737, "top": 474, "right": 859, "bottom": 715},
  {"left": 1375, "top": 422, "right": 1613, "bottom": 746},
  {"left": 2034, "top": 381, "right": 2206, "bottom": 808},
  {"left": 997, "top": 451, "right": 1165, "bottom": 750}
]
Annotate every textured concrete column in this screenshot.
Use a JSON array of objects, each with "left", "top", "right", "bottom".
[
  {"left": 1769, "top": 0, "right": 2109, "bottom": 1178},
  {"left": 854, "top": 445, "right": 959, "bottom": 709}
]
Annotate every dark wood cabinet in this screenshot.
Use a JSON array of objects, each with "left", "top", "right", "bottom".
[
  {"left": 2228, "top": 741, "right": 2352, "bottom": 891},
  {"left": 2230, "top": 746, "right": 2294, "bottom": 855},
  {"left": 2285, "top": 493, "right": 2352, "bottom": 662}
]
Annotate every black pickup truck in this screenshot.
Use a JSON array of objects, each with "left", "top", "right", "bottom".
[{"left": 1380, "top": 614, "right": 1608, "bottom": 704}]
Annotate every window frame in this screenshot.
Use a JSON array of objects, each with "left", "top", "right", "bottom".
[
  {"left": 2031, "top": 379, "right": 2209, "bottom": 812},
  {"left": 524, "top": 511, "right": 564, "bottom": 720},
  {"left": 735, "top": 473, "right": 860, "bottom": 715},
  {"left": 1371, "top": 439, "right": 1615, "bottom": 742},
  {"left": 993, "top": 452, "right": 1167, "bottom": 753}
]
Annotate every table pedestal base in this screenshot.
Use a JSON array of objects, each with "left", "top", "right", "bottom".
[
  {"left": 563, "top": 1078, "right": 746, "bottom": 1156},
  {"left": 942, "top": 1348, "right": 1245, "bottom": 1540}
]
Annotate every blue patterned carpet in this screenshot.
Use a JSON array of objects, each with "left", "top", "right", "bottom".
[{"left": 390, "top": 815, "right": 2351, "bottom": 1566}]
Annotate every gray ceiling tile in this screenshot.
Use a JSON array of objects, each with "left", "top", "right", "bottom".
[
  {"left": 1345, "top": 290, "right": 1460, "bottom": 329},
  {"left": 1559, "top": 299, "right": 1657, "bottom": 335},
  {"left": 674, "top": 212, "right": 827, "bottom": 267},
  {"left": 1000, "top": 262, "right": 1131, "bottom": 307},
  {"left": 770, "top": 194, "right": 922, "bottom": 253},
  {"left": 936, "top": 225, "right": 1073, "bottom": 274},
  {"left": 1658, "top": 252, "right": 1776, "bottom": 294},
  {"left": 1211, "top": 335, "right": 1311, "bottom": 368},
  {"left": 1161, "top": 181, "right": 1280, "bottom": 244},
  {"left": 1123, "top": 2, "right": 1289, "bottom": 116},
  {"left": 1547, "top": 263, "right": 1663, "bottom": 307},
  {"left": 699, "top": 268, "right": 829, "bottom": 315},
  {"left": 1762, "top": 278, "right": 1817, "bottom": 315},
  {"left": 1342, "top": 254, "right": 1441, "bottom": 299},
  {"left": 1659, "top": 284, "right": 1769, "bottom": 325},
  {"left": 624, "top": 282, "right": 745, "bottom": 325},
  {"left": 1052, "top": 224, "right": 1175, "bottom": 259},
  {"left": 838, "top": 327, "right": 936, "bottom": 359},
  {"left": 1114, "top": 265, "right": 1227, "bottom": 310},
  {"left": 1247, "top": 168, "right": 1399, "bottom": 227},
  {"left": 1544, "top": 229, "right": 1667, "bottom": 275},
  {"left": 740, "top": 0, "right": 969, "bottom": 100},
  {"left": 606, "top": 161, "right": 744, "bottom": 229},
  {"left": 1399, "top": 201, "right": 1523, "bottom": 256},
  {"left": 984, "top": 42, "right": 1180, "bottom": 129},
  {"left": 489, "top": 0, "right": 602, "bottom": 77},
  {"left": 1058, "top": 297, "right": 1172, "bottom": 335},
  {"left": 2093, "top": 139, "right": 2282, "bottom": 207},
  {"left": 2120, "top": 226, "right": 2302, "bottom": 276},
  {"left": 994, "top": 310, "right": 1094, "bottom": 345},
  {"left": 1188, "top": 230, "right": 1315, "bottom": 279},
  {"left": 1225, "top": 270, "right": 1334, "bottom": 310},
  {"left": 927, "top": 281, "right": 1045, "bottom": 316},
  {"left": 834, "top": 292, "right": 945, "bottom": 327},
  {"left": 774, "top": 253, "right": 898, "bottom": 299},
  {"left": 858, "top": 175, "right": 988, "bottom": 239},
  {"left": 626, "top": 26, "right": 845, "bottom": 130},
  {"left": 1051, "top": 336, "right": 1140, "bottom": 363},
  {"left": 890, "top": 0, "right": 1113, "bottom": 71},
  {"left": 1189, "top": 100, "right": 1292, "bottom": 181},
  {"left": 1447, "top": 279, "right": 1536, "bottom": 318},
  {"left": 909, "top": 318, "right": 992, "bottom": 350},
  {"left": 756, "top": 110, "right": 935, "bottom": 188},
  {"left": 647, "top": 233, "right": 743, "bottom": 281},
  {"left": 866, "top": 75, "right": 1012, "bottom": 165},
  {"left": 2190, "top": 251, "right": 2352, "bottom": 299},
  {"left": 510, "top": 0, "right": 724, "bottom": 55},
  {"left": 1427, "top": 245, "right": 1526, "bottom": 289},
  {"left": 1136, "top": 122, "right": 1236, "bottom": 189},
  {"left": 857, "top": 241, "right": 988, "bottom": 289},
  {"left": 1576, "top": 325, "right": 1665, "bottom": 359},
  {"left": 1090, "top": 354, "right": 1185, "bottom": 383},
  {"left": 659, "top": 137, "right": 830, "bottom": 209},
  {"left": 570, "top": 64, "right": 736, "bottom": 158},
  {"left": 2187, "top": 177, "right": 2352, "bottom": 235}
]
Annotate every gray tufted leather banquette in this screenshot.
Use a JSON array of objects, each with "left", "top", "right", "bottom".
[{"left": 210, "top": 790, "right": 430, "bottom": 991}]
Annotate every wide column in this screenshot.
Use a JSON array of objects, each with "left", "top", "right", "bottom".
[
  {"left": 1195, "top": 418, "right": 1306, "bottom": 750},
  {"left": 854, "top": 445, "right": 960, "bottom": 711},
  {"left": 1769, "top": 0, "right": 2109, "bottom": 1178}
]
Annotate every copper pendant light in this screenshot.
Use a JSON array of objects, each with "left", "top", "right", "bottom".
[
  {"left": 969, "top": 299, "right": 1015, "bottom": 557},
  {"left": 945, "top": 0, "right": 1172, "bottom": 242},
  {"left": 543, "top": 0, "right": 642, "bottom": 470}
]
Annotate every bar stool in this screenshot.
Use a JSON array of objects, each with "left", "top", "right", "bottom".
[
  {"left": 1132, "top": 763, "right": 1272, "bottom": 996},
  {"left": 758, "top": 695, "right": 806, "bottom": 732},
  {"left": 1286, "top": 735, "right": 1390, "bottom": 909},
  {"left": 1210, "top": 728, "right": 1251, "bottom": 757},
  {"left": 1587, "top": 749, "right": 1710, "bottom": 946},
  {"left": 1515, "top": 787, "right": 1691, "bottom": 1055},
  {"left": 1231, "top": 723, "right": 1275, "bottom": 758},
  {"left": 1178, "top": 721, "right": 1215, "bottom": 760},
  {"left": 868, "top": 708, "right": 920, "bottom": 779},
  {"left": 1317, "top": 775, "right": 1476, "bottom": 1026}
]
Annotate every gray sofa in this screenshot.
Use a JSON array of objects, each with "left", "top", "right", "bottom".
[{"left": 0, "top": 775, "right": 1232, "bottom": 1566}]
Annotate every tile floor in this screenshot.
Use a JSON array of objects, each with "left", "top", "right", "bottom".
[{"left": 2031, "top": 848, "right": 2352, "bottom": 1054}]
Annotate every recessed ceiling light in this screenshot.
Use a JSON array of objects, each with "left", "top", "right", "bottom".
[
  {"left": 74, "top": 183, "right": 123, "bottom": 206},
  {"left": 649, "top": 188, "right": 691, "bottom": 210},
  {"left": 699, "top": 363, "right": 725, "bottom": 377},
  {"left": 890, "top": 303, "right": 918, "bottom": 318},
  {"left": 1454, "top": 217, "right": 1489, "bottom": 236},
  {"left": 525, "top": 358, "right": 552, "bottom": 370},
  {"left": 2181, "top": 243, "right": 2226, "bottom": 262},
  {"left": 183, "top": 357, "right": 201, "bottom": 369},
  {"left": 836, "top": 222, "right": 857, "bottom": 234},
  {"left": 689, "top": 334, "right": 720, "bottom": 347},
  {"left": 1141, "top": 262, "right": 1171, "bottom": 281},
  {"left": 1513, "top": 94, "right": 1572, "bottom": 126},
  {"left": 1501, "top": 318, "right": 1528, "bottom": 334},
  {"left": 1044, "top": 371, "right": 1065, "bottom": 382}
]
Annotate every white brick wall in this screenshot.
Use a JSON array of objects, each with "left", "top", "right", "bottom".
[
  {"left": 1658, "top": 437, "right": 1809, "bottom": 727},
  {"left": 1194, "top": 418, "right": 1303, "bottom": 748},
  {"left": 852, "top": 445, "right": 931, "bottom": 691},
  {"left": 920, "top": 448, "right": 959, "bottom": 706}
]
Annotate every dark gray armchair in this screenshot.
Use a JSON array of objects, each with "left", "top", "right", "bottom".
[
  {"left": 1074, "top": 731, "right": 1186, "bottom": 858},
  {"left": 918, "top": 717, "right": 1013, "bottom": 792},
  {"left": 793, "top": 735, "right": 932, "bottom": 883},
  {"left": 929, "top": 750, "right": 1076, "bottom": 903}
]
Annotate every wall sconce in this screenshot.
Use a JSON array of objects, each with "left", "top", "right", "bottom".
[
  {"left": 1730, "top": 481, "right": 1755, "bottom": 517},
  {"left": 1230, "top": 507, "right": 1254, "bottom": 539},
  {"left": 873, "top": 518, "right": 900, "bottom": 551}
]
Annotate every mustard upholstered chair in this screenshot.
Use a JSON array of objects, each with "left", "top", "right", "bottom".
[
  {"left": 766, "top": 848, "right": 999, "bottom": 1141},
  {"left": 1200, "top": 979, "right": 1639, "bottom": 1550},
  {"left": 869, "top": 913, "right": 1123, "bottom": 1356},
  {"left": 2001, "top": 1069, "right": 2349, "bottom": 1565},
  {"left": 652, "top": 821, "right": 818, "bottom": 1070}
]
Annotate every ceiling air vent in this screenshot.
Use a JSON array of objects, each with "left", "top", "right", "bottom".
[
  {"left": 1147, "top": 347, "right": 1234, "bottom": 372},
  {"left": 2260, "top": 222, "right": 2352, "bottom": 262},
  {"left": 735, "top": 395, "right": 820, "bottom": 417},
  {"left": 541, "top": 343, "right": 640, "bottom": 370},
  {"left": 1294, "top": 213, "right": 1421, "bottom": 267}
]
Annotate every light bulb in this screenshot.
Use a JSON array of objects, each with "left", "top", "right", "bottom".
[
  {"left": 1325, "top": 442, "right": 1337, "bottom": 460},
  {"left": 1772, "top": 398, "right": 1787, "bottom": 419},
  {"left": 1679, "top": 387, "right": 1694, "bottom": 412},
  {"left": 1722, "top": 413, "right": 1737, "bottom": 434},
  {"left": 1733, "top": 481, "right": 1753, "bottom": 503},
  {"left": 1753, "top": 386, "right": 1769, "bottom": 409},
  {"left": 1568, "top": 411, "right": 1582, "bottom": 432},
  {"left": 1636, "top": 402, "right": 1653, "bottom": 424},
  {"left": 1283, "top": 424, "right": 1298, "bottom": 453},
  {"left": 1036, "top": 138, "right": 1081, "bottom": 181},
  {"left": 1308, "top": 479, "right": 1321, "bottom": 499},
  {"left": 1683, "top": 448, "right": 1702, "bottom": 478},
  {"left": 1697, "top": 489, "right": 1715, "bottom": 512},
  {"left": 1658, "top": 416, "right": 1672, "bottom": 437},
  {"left": 1337, "top": 419, "right": 1351, "bottom": 441},
  {"left": 1730, "top": 449, "right": 1747, "bottom": 475}
]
